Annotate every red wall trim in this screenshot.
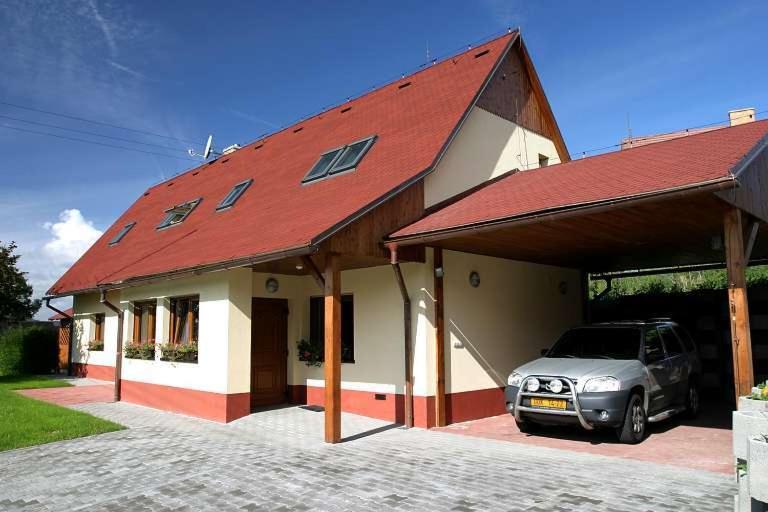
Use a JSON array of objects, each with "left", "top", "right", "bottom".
[
  {"left": 121, "top": 380, "right": 250, "bottom": 423},
  {"left": 287, "top": 385, "right": 503, "bottom": 428},
  {"left": 72, "top": 363, "right": 115, "bottom": 382}
]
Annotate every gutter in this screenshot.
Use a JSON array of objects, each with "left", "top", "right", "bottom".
[
  {"left": 99, "top": 289, "right": 124, "bottom": 402},
  {"left": 389, "top": 246, "right": 414, "bottom": 429},
  {"left": 44, "top": 298, "right": 74, "bottom": 377},
  {"left": 387, "top": 176, "right": 737, "bottom": 246}
]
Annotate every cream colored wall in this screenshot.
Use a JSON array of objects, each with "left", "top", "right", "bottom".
[
  {"left": 442, "top": 250, "right": 582, "bottom": 394},
  {"left": 424, "top": 106, "right": 558, "bottom": 207},
  {"left": 72, "top": 292, "right": 120, "bottom": 368}
]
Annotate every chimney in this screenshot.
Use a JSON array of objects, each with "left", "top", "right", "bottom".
[{"left": 729, "top": 108, "right": 756, "bottom": 127}]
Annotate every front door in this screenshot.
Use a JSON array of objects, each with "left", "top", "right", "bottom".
[{"left": 250, "top": 298, "right": 288, "bottom": 408}]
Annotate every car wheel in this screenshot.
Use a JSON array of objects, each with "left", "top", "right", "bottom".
[
  {"left": 616, "top": 393, "right": 646, "bottom": 444},
  {"left": 684, "top": 380, "right": 700, "bottom": 419},
  {"left": 516, "top": 419, "right": 540, "bottom": 434}
]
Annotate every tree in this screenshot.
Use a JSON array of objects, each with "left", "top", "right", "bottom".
[{"left": 0, "top": 241, "right": 40, "bottom": 323}]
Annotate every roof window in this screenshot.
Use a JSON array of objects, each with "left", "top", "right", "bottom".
[
  {"left": 157, "top": 199, "right": 200, "bottom": 229},
  {"left": 217, "top": 179, "right": 253, "bottom": 210},
  {"left": 109, "top": 222, "right": 136, "bottom": 245},
  {"left": 302, "top": 135, "right": 377, "bottom": 184}
]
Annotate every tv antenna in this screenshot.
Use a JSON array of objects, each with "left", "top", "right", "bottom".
[{"left": 188, "top": 135, "right": 217, "bottom": 159}]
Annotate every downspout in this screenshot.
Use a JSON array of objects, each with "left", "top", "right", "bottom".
[
  {"left": 44, "top": 298, "right": 74, "bottom": 376},
  {"left": 99, "top": 289, "right": 124, "bottom": 402},
  {"left": 389, "top": 246, "right": 414, "bottom": 429}
]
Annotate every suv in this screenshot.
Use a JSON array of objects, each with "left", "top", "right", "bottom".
[{"left": 505, "top": 320, "right": 701, "bottom": 444}]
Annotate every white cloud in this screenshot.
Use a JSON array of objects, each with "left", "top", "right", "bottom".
[{"left": 43, "top": 209, "right": 103, "bottom": 265}]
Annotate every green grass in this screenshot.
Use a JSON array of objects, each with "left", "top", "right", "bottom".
[{"left": 0, "top": 375, "right": 124, "bottom": 452}]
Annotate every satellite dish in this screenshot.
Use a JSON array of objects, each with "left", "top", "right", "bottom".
[{"left": 203, "top": 135, "right": 213, "bottom": 159}]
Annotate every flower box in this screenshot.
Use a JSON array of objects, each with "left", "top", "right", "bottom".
[
  {"left": 89, "top": 341, "right": 104, "bottom": 352},
  {"left": 748, "top": 435, "right": 768, "bottom": 505},
  {"left": 159, "top": 343, "right": 198, "bottom": 364},
  {"left": 733, "top": 410, "right": 768, "bottom": 461},
  {"left": 124, "top": 342, "right": 155, "bottom": 360}
]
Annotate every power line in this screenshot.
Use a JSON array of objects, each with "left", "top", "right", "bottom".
[
  {"left": 0, "top": 113, "right": 192, "bottom": 153},
  {"left": 0, "top": 100, "right": 204, "bottom": 146},
  {"left": 0, "top": 123, "right": 199, "bottom": 162}
]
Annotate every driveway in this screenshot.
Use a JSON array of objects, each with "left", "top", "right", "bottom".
[{"left": 0, "top": 399, "right": 734, "bottom": 512}]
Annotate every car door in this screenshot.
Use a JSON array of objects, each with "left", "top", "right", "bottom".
[
  {"left": 643, "top": 327, "right": 672, "bottom": 412},
  {"left": 658, "top": 325, "right": 687, "bottom": 405}
]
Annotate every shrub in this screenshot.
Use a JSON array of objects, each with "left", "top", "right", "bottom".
[
  {"left": 158, "top": 342, "right": 197, "bottom": 363},
  {"left": 0, "top": 326, "right": 58, "bottom": 376}
]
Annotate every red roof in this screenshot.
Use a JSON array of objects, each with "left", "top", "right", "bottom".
[
  {"left": 49, "top": 32, "right": 518, "bottom": 296},
  {"left": 390, "top": 120, "right": 768, "bottom": 240},
  {"left": 48, "top": 308, "right": 73, "bottom": 321}
]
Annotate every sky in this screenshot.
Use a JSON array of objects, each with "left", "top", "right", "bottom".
[{"left": 0, "top": 0, "right": 766, "bottom": 319}]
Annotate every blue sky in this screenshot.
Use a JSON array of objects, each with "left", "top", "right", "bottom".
[{"left": 1, "top": 0, "right": 766, "bottom": 317}]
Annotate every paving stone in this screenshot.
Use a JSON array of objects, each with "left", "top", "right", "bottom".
[{"left": 0, "top": 401, "right": 735, "bottom": 511}]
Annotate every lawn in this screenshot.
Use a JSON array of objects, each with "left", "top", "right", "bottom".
[{"left": 0, "top": 376, "right": 123, "bottom": 452}]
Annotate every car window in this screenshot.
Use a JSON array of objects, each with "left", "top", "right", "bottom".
[
  {"left": 658, "top": 326, "right": 683, "bottom": 356},
  {"left": 674, "top": 326, "right": 696, "bottom": 352},
  {"left": 547, "top": 327, "right": 641, "bottom": 360},
  {"left": 644, "top": 328, "right": 666, "bottom": 364}
]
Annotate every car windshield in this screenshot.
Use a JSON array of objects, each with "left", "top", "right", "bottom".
[{"left": 547, "top": 327, "right": 642, "bottom": 360}]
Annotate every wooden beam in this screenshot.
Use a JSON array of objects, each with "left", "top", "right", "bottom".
[
  {"left": 323, "top": 252, "right": 342, "bottom": 443},
  {"left": 724, "top": 208, "right": 755, "bottom": 401},
  {"left": 433, "top": 247, "right": 446, "bottom": 427},
  {"left": 744, "top": 219, "right": 760, "bottom": 263},
  {"left": 302, "top": 255, "right": 325, "bottom": 290}
]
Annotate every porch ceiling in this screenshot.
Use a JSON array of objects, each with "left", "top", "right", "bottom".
[{"left": 401, "top": 192, "right": 768, "bottom": 273}]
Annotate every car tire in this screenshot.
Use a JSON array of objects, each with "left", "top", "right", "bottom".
[
  {"left": 516, "top": 419, "right": 540, "bottom": 434},
  {"left": 684, "top": 379, "right": 700, "bottom": 419},
  {"left": 616, "top": 393, "right": 646, "bottom": 444}
]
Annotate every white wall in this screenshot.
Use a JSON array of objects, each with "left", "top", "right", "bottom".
[
  {"left": 424, "top": 106, "right": 558, "bottom": 207},
  {"left": 442, "top": 250, "right": 582, "bottom": 394},
  {"left": 72, "top": 292, "right": 119, "bottom": 368}
]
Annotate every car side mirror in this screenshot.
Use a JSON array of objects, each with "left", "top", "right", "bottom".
[{"left": 540, "top": 348, "right": 549, "bottom": 356}]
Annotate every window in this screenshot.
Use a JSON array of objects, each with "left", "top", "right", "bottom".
[
  {"left": 133, "top": 301, "right": 156, "bottom": 343},
  {"left": 309, "top": 295, "right": 354, "bottom": 363},
  {"left": 538, "top": 154, "right": 549, "bottom": 168},
  {"left": 302, "top": 135, "right": 377, "bottom": 183},
  {"left": 658, "top": 325, "right": 683, "bottom": 356},
  {"left": 92, "top": 313, "right": 104, "bottom": 342},
  {"left": 644, "top": 328, "right": 666, "bottom": 364},
  {"left": 547, "top": 327, "right": 641, "bottom": 360},
  {"left": 674, "top": 326, "right": 696, "bottom": 353},
  {"left": 109, "top": 222, "right": 136, "bottom": 245},
  {"left": 157, "top": 199, "right": 200, "bottom": 229},
  {"left": 169, "top": 296, "right": 199, "bottom": 345},
  {"left": 217, "top": 179, "right": 253, "bottom": 210}
]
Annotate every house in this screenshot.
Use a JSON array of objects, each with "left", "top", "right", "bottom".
[{"left": 47, "top": 30, "right": 768, "bottom": 443}]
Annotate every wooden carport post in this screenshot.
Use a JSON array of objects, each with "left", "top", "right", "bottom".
[
  {"left": 324, "top": 252, "right": 342, "bottom": 443},
  {"left": 723, "top": 207, "right": 755, "bottom": 401}
]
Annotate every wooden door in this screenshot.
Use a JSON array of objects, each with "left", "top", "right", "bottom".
[
  {"left": 251, "top": 298, "right": 288, "bottom": 408},
  {"left": 58, "top": 321, "right": 71, "bottom": 371}
]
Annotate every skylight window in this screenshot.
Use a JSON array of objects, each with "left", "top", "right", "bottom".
[
  {"left": 302, "top": 135, "right": 377, "bottom": 184},
  {"left": 157, "top": 199, "right": 200, "bottom": 229},
  {"left": 109, "top": 222, "right": 136, "bottom": 246},
  {"left": 217, "top": 179, "right": 253, "bottom": 210}
]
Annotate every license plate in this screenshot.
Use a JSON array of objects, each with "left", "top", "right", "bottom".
[{"left": 530, "top": 398, "right": 567, "bottom": 410}]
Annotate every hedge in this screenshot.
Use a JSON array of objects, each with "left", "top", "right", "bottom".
[{"left": 0, "top": 326, "right": 59, "bottom": 376}]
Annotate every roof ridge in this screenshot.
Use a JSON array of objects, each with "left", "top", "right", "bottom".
[{"left": 148, "top": 30, "right": 520, "bottom": 190}]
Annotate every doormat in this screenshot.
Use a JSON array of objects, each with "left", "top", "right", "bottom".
[{"left": 299, "top": 405, "right": 325, "bottom": 412}]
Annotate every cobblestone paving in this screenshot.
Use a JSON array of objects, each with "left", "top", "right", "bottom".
[{"left": 0, "top": 402, "right": 734, "bottom": 511}]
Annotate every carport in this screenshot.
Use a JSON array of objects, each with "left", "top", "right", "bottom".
[{"left": 387, "top": 119, "right": 768, "bottom": 426}]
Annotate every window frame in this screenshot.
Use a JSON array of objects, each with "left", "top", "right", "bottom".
[
  {"left": 92, "top": 313, "right": 105, "bottom": 342},
  {"left": 216, "top": 179, "right": 253, "bottom": 211},
  {"left": 132, "top": 300, "right": 157, "bottom": 344},
  {"left": 328, "top": 136, "right": 377, "bottom": 175},
  {"left": 302, "top": 145, "right": 346, "bottom": 184},
  {"left": 169, "top": 295, "right": 200, "bottom": 345},
  {"left": 109, "top": 222, "right": 136, "bottom": 246},
  {"left": 309, "top": 294, "right": 355, "bottom": 363},
  {"left": 657, "top": 325, "right": 683, "bottom": 356},
  {"left": 642, "top": 327, "right": 667, "bottom": 365},
  {"left": 157, "top": 198, "right": 201, "bottom": 230}
]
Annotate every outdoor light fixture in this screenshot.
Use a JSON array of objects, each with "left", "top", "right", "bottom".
[
  {"left": 295, "top": 263, "right": 304, "bottom": 270},
  {"left": 435, "top": 266, "right": 444, "bottom": 278},
  {"left": 548, "top": 379, "right": 563, "bottom": 394},
  {"left": 527, "top": 377, "right": 540, "bottom": 392},
  {"left": 265, "top": 277, "right": 279, "bottom": 293},
  {"left": 469, "top": 271, "right": 480, "bottom": 288}
]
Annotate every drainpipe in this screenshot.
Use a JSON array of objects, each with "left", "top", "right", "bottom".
[
  {"left": 389, "top": 246, "right": 414, "bottom": 429},
  {"left": 44, "top": 298, "right": 74, "bottom": 376},
  {"left": 99, "top": 289, "right": 124, "bottom": 402}
]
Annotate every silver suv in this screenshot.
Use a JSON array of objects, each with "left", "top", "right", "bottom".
[{"left": 505, "top": 320, "right": 701, "bottom": 444}]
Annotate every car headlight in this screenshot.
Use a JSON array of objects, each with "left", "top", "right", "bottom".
[
  {"left": 507, "top": 372, "right": 523, "bottom": 387},
  {"left": 527, "top": 377, "right": 540, "bottom": 392},
  {"left": 583, "top": 376, "right": 620, "bottom": 393}
]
